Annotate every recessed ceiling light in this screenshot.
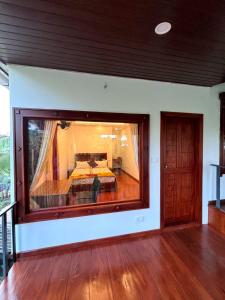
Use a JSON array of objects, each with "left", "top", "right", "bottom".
[{"left": 155, "top": 22, "right": 171, "bottom": 35}]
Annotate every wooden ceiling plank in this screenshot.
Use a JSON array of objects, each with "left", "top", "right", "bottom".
[
  {"left": 3, "top": 0, "right": 225, "bottom": 33},
  {"left": 0, "top": 47, "right": 222, "bottom": 80},
  {"left": 0, "top": 27, "right": 225, "bottom": 75},
  {"left": 0, "top": 0, "right": 224, "bottom": 86},
  {"left": 4, "top": 58, "right": 215, "bottom": 86},
  {"left": 1, "top": 31, "right": 225, "bottom": 72},
  {"left": 2, "top": 1, "right": 225, "bottom": 57},
  {"left": 1, "top": 13, "right": 225, "bottom": 66},
  {"left": 1, "top": 52, "right": 218, "bottom": 85}
]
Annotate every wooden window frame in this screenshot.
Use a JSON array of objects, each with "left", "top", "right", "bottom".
[
  {"left": 14, "top": 108, "right": 150, "bottom": 223},
  {"left": 220, "top": 93, "right": 225, "bottom": 174}
]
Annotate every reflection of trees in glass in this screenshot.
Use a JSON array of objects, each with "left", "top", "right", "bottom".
[
  {"left": 27, "top": 120, "right": 45, "bottom": 186},
  {"left": 0, "top": 135, "right": 10, "bottom": 209},
  {"left": 0, "top": 136, "right": 10, "bottom": 175}
]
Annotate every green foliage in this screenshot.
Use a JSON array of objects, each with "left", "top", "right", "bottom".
[
  {"left": 0, "top": 135, "right": 10, "bottom": 206},
  {"left": 0, "top": 198, "right": 10, "bottom": 210},
  {"left": 0, "top": 135, "right": 10, "bottom": 153},
  {"left": 0, "top": 136, "right": 10, "bottom": 176},
  {"left": 0, "top": 152, "right": 10, "bottom": 177}
]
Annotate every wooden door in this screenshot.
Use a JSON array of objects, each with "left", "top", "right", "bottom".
[{"left": 161, "top": 113, "right": 203, "bottom": 227}]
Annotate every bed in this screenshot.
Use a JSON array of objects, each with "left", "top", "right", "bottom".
[{"left": 70, "top": 153, "right": 117, "bottom": 193}]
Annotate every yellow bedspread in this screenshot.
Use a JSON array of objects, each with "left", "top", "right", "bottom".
[{"left": 70, "top": 167, "right": 115, "bottom": 180}]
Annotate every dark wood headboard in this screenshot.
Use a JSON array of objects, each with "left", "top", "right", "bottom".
[{"left": 75, "top": 153, "right": 107, "bottom": 162}]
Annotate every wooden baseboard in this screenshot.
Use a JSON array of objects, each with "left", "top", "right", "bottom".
[
  {"left": 208, "top": 199, "right": 225, "bottom": 205},
  {"left": 161, "top": 222, "right": 201, "bottom": 232},
  {"left": 17, "top": 229, "right": 161, "bottom": 259},
  {"left": 208, "top": 204, "right": 225, "bottom": 235}
]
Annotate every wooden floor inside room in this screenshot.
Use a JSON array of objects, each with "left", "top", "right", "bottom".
[
  {"left": 1, "top": 226, "right": 225, "bottom": 300},
  {"left": 97, "top": 171, "right": 139, "bottom": 203},
  {"left": 69, "top": 171, "right": 140, "bottom": 206}
]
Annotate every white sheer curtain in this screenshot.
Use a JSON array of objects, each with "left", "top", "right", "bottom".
[
  {"left": 129, "top": 124, "right": 139, "bottom": 167},
  {"left": 30, "top": 120, "right": 57, "bottom": 193},
  {"left": 57, "top": 125, "right": 76, "bottom": 179}
]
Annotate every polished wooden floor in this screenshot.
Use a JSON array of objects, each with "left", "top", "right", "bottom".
[
  {"left": 97, "top": 171, "right": 139, "bottom": 203},
  {"left": 0, "top": 225, "right": 225, "bottom": 300},
  {"left": 70, "top": 171, "right": 139, "bottom": 205}
]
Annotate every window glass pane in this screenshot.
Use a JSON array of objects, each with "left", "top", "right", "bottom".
[
  {"left": 0, "top": 86, "right": 10, "bottom": 210},
  {"left": 27, "top": 120, "right": 140, "bottom": 210},
  {"left": 0, "top": 86, "right": 13, "bottom": 282}
]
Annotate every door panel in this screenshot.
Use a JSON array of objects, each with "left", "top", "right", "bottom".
[
  {"left": 162, "top": 116, "right": 196, "bottom": 226},
  {"left": 165, "top": 120, "right": 177, "bottom": 169},
  {"left": 179, "top": 121, "right": 195, "bottom": 169},
  {"left": 164, "top": 173, "right": 177, "bottom": 221}
]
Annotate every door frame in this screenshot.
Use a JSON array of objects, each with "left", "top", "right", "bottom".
[{"left": 160, "top": 112, "right": 203, "bottom": 228}]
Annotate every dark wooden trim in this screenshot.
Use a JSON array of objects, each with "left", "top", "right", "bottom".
[
  {"left": 160, "top": 111, "right": 204, "bottom": 119},
  {"left": 161, "top": 222, "right": 201, "bottom": 232},
  {"left": 160, "top": 112, "right": 203, "bottom": 229},
  {"left": 52, "top": 126, "right": 58, "bottom": 180},
  {"left": 17, "top": 228, "right": 161, "bottom": 259},
  {"left": 14, "top": 108, "right": 150, "bottom": 223},
  {"left": 75, "top": 152, "right": 107, "bottom": 162},
  {"left": 219, "top": 93, "right": 225, "bottom": 174},
  {"left": 208, "top": 199, "right": 225, "bottom": 206}
]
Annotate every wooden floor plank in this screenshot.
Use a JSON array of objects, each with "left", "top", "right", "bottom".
[
  {"left": 44, "top": 252, "right": 72, "bottom": 300},
  {"left": 162, "top": 228, "right": 225, "bottom": 299},
  {"left": 112, "top": 240, "right": 162, "bottom": 300},
  {"left": 65, "top": 249, "right": 91, "bottom": 300},
  {"left": 89, "top": 247, "right": 114, "bottom": 300},
  {"left": 119, "top": 240, "right": 163, "bottom": 300},
  {"left": 159, "top": 237, "right": 212, "bottom": 300},
  {"left": 104, "top": 242, "right": 143, "bottom": 300},
  {"left": 139, "top": 236, "right": 189, "bottom": 300},
  {"left": 0, "top": 225, "right": 225, "bottom": 299}
]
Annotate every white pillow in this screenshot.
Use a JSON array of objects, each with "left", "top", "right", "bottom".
[
  {"left": 95, "top": 160, "right": 108, "bottom": 168},
  {"left": 76, "top": 161, "right": 90, "bottom": 169}
]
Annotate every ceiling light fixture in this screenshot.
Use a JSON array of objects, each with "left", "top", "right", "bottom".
[{"left": 155, "top": 22, "right": 171, "bottom": 35}]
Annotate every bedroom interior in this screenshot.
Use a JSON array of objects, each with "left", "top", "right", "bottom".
[
  {"left": 28, "top": 120, "right": 140, "bottom": 209},
  {"left": 13, "top": 108, "right": 149, "bottom": 223}
]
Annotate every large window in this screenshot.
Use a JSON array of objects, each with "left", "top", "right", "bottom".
[{"left": 14, "top": 109, "right": 149, "bottom": 222}]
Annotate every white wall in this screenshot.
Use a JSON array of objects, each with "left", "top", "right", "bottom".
[{"left": 9, "top": 65, "right": 219, "bottom": 252}]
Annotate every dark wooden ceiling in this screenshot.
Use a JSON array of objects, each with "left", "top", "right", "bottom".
[{"left": 1, "top": 0, "right": 225, "bottom": 86}]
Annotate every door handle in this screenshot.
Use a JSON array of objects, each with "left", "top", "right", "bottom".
[{"left": 165, "top": 165, "right": 168, "bottom": 169}]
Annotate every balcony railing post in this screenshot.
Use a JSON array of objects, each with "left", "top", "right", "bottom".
[
  {"left": 0, "top": 202, "right": 17, "bottom": 280},
  {"left": 2, "top": 213, "right": 8, "bottom": 277},
  {"left": 210, "top": 164, "right": 224, "bottom": 209},
  {"left": 216, "top": 166, "right": 221, "bottom": 209},
  {"left": 11, "top": 206, "right": 16, "bottom": 262}
]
